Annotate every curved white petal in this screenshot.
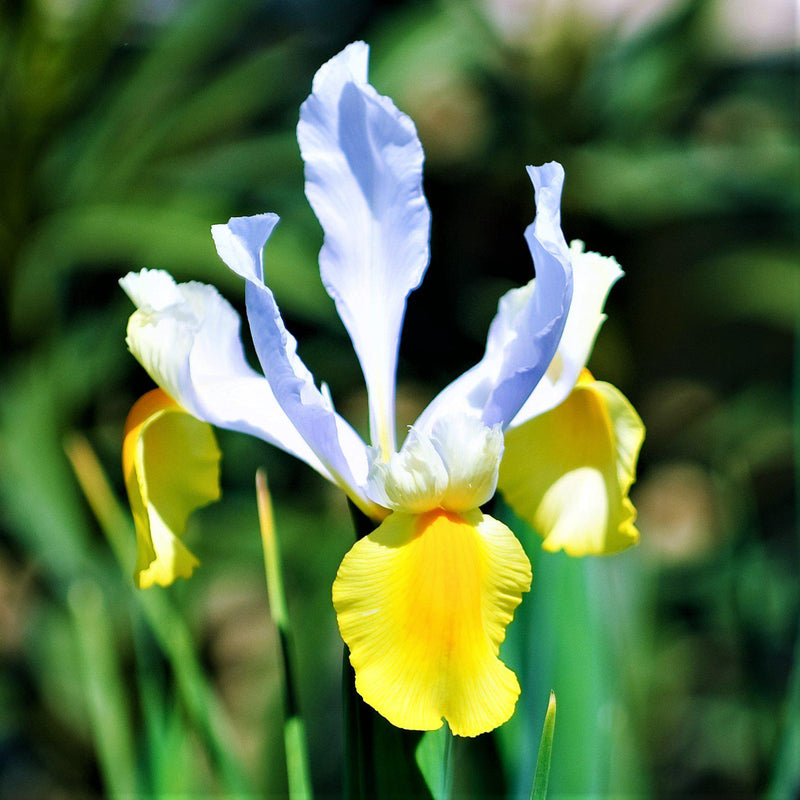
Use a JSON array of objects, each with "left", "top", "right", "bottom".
[
  {"left": 415, "top": 162, "right": 573, "bottom": 433},
  {"left": 120, "top": 269, "right": 329, "bottom": 477},
  {"left": 211, "top": 215, "right": 383, "bottom": 519},
  {"left": 366, "top": 430, "right": 448, "bottom": 514},
  {"left": 366, "top": 415, "right": 503, "bottom": 514},
  {"left": 429, "top": 416, "right": 503, "bottom": 511},
  {"left": 510, "top": 240, "right": 623, "bottom": 426},
  {"left": 298, "top": 41, "right": 432, "bottom": 459}
]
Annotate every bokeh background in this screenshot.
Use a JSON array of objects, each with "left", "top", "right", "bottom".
[{"left": 0, "top": 0, "right": 797, "bottom": 797}]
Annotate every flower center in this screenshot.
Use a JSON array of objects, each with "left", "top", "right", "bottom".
[{"left": 366, "top": 415, "right": 503, "bottom": 513}]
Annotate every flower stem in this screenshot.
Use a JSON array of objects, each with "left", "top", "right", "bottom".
[
  {"left": 441, "top": 725, "right": 455, "bottom": 800},
  {"left": 342, "top": 650, "right": 376, "bottom": 800},
  {"left": 256, "top": 469, "right": 313, "bottom": 800}
]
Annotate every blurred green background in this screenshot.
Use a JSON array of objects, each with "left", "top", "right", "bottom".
[{"left": 0, "top": 0, "right": 797, "bottom": 797}]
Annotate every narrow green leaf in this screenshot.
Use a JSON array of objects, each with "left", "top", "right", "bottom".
[
  {"left": 137, "top": 590, "right": 251, "bottom": 796},
  {"left": 256, "top": 469, "right": 313, "bottom": 800},
  {"left": 415, "top": 726, "right": 454, "bottom": 800},
  {"left": 68, "top": 579, "right": 138, "bottom": 800},
  {"left": 531, "top": 692, "right": 556, "bottom": 800}
]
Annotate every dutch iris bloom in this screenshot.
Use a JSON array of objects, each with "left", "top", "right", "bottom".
[{"left": 121, "top": 43, "right": 644, "bottom": 737}]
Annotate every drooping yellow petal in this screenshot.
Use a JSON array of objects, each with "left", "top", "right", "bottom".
[
  {"left": 498, "top": 370, "right": 644, "bottom": 556},
  {"left": 333, "top": 508, "right": 531, "bottom": 737},
  {"left": 122, "top": 389, "right": 221, "bottom": 588}
]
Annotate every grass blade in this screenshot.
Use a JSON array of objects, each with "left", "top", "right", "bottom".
[
  {"left": 531, "top": 692, "right": 556, "bottom": 800},
  {"left": 256, "top": 469, "right": 313, "bottom": 800},
  {"left": 68, "top": 578, "right": 138, "bottom": 800}
]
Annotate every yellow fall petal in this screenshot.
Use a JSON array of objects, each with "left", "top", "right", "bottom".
[
  {"left": 122, "top": 389, "right": 221, "bottom": 588},
  {"left": 333, "top": 508, "right": 531, "bottom": 737},
  {"left": 498, "top": 370, "right": 644, "bottom": 556}
]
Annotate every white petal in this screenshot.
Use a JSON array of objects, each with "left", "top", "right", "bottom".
[
  {"left": 120, "top": 269, "right": 328, "bottom": 477},
  {"left": 510, "top": 240, "right": 623, "bottom": 425},
  {"left": 297, "top": 42, "right": 432, "bottom": 459},
  {"left": 430, "top": 416, "right": 504, "bottom": 511},
  {"left": 415, "top": 163, "right": 573, "bottom": 433},
  {"left": 366, "top": 415, "right": 503, "bottom": 514},
  {"left": 211, "top": 217, "right": 382, "bottom": 518},
  {"left": 366, "top": 430, "right": 448, "bottom": 514}
]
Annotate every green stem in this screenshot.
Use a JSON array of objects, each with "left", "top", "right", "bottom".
[
  {"left": 342, "top": 650, "right": 375, "bottom": 800},
  {"left": 256, "top": 469, "right": 313, "bottom": 800},
  {"left": 531, "top": 691, "right": 556, "bottom": 800},
  {"left": 441, "top": 726, "right": 455, "bottom": 800},
  {"left": 348, "top": 499, "right": 377, "bottom": 539}
]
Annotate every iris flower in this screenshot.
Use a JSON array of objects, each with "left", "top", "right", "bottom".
[{"left": 120, "top": 42, "right": 644, "bottom": 737}]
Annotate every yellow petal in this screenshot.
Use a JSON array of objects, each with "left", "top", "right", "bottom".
[
  {"left": 122, "top": 389, "right": 221, "bottom": 588},
  {"left": 498, "top": 370, "right": 644, "bottom": 556},
  {"left": 333, "top": 508, "right": 531, "bottom": 737}
]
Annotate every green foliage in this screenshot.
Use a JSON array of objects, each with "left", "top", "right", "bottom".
[
  {"left": 531, "top": 692, "right": 556, "bottom": 800},
  {"left": 0, "top": 0, "right": 795, "bottom": 797},
  {"left": 415, "top": 726, "right": 452, "bottom": 800}
]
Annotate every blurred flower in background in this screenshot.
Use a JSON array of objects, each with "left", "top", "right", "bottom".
[
  {"left": 636, "top": 461, "right": 721, "bottom": 563},
  {"left": 482, "top": 0, "right": 796, "bottom": 55}
]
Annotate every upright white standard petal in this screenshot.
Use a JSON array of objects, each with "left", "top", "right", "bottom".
[
  {"left": 297, "top": 41, "right": 432, "bottom": 460},
  {"left": 510, "top": 240, "right": 623, "bottom": 425},
  {"left": 212, "top": 215, "right": 383, "bottom": 519},
  {"left": 120, "top": 269, "right": 328, "bottom": 477},
  {"left": 415, "top": 162, "right": 573, "bottom": 433}
]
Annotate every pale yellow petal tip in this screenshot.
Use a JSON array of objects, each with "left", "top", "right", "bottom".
[
  {"left": 123, "top": 389, "right": 221, "bottom": 588},
  {"left": 499, "top": 377, "right": 644, "bottom": 557},
  {"left": 334, "top": 509, "right": 530, "bottom": 737},
  {"left": 135, "top": 540, "right": 200, "bottom": 589}
]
